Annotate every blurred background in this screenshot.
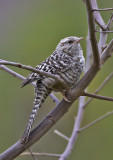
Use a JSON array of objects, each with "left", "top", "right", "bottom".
[{"left": 0, "top": 0, "right": 113, "bottom": 160}]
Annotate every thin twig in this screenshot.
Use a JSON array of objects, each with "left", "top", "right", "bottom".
[
  {"left": 54, "top": 130, "right": 69, "bottom": 141},
  {"left": 0, "top": 65, "right": 60, "bottom": 104},
  {"left": 28, "top": 148, "right": 37, "bottom": 160},
  {"left": 20, "top": 152, "right": 61, "bottom": 158},
  {"left": 95, "top": 30, "right": 113, "bottom": 33},
  {"left": 83, "top": 72, "right": 113, "bottom": 108},
  {"left": 82, "top": 91, "right": 113, "bottom": 101},
  {"left": 79, "top": 111, "right": 113, "bottom": 132},
  {"left": 0, "top": 60, "right": 68, "bottom": 89},
  {"left": 100, "top": 39, "right": 113, "bottom": 65},
  {"left": 95, "top": 72, "right": 113, "bottom": 93},
  {"left": 106, "top": 13, "right": 113, "bottom": 30},
  {"left": 92, "top": 8, "right": 113, "bottom": 12}
]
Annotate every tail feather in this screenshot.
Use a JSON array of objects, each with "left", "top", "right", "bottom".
[
  {"left": 21, "top": 73, "right": 38, "bottom": 88},
  {"left": 21, "top": 83, "right": 52, "bottom": 143},
  {"left": 21, "top": 78, "right": 33, "bottom": 88}
]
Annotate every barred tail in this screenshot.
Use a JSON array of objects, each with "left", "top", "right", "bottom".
[{"left": 21, "top": 83, "right": 52, "bottom": 143}]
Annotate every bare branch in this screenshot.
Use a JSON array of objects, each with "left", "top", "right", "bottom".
[
  {"left": 82, "top": 91, "right": 113, "bottom": 101},
  {"left": 54, "top": 130, "right": 69, "bottom": 141},
  {"left": 100, "top": 39, "right": 113, "bottom": 65},
  {"left": 95, "top": 72, "right": 113, "bottom": 93},
  {"left": 79, "top": 111, "right": 113, "bottom": 132},
  {"left": 20, "top": 152, "right": 61, "bottom": 158},
  {"left": 106, "top": 13, "right": 113, "bottom": 30},
  {"left": 0, "top": 99, "right": 73, "bottom": 160},
  {"left": 90, "top": 0, "right": 106, "bottom": 30},
  {"left": 0, "top": 65, "right": 60, "bottom": 105},
  {"left": 83, "top": 72, "right": 113, "bottom": 108},
  {"left": 28, "top": 148, "right": 37, "bottom": 160},
  {"left": 85, "top": 0, "right": 100, "bottom": 67},
  {"left": 0, "top": 60, "right": 68, "bottom": 89},
  {"left": 95, "top": 30, "right": 113, "bottom": 33},
  {"left": 0, "top": 65, "right": 29, "bottom": 83},
  {"left": 92, "top": 8, "right": 113, "bottom": 12},
  {"left": 59, "top": 100, "right": 84, "bottom": 160}
]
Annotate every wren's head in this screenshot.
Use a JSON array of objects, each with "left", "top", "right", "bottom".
[{"left": 56, "top": 36, "right": 83, "bottom": 57}]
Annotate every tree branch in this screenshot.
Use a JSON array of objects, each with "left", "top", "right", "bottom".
[
  {"left": 0, "top": 60, "right": 68, "bottom": 89},
  {"left": 79, "top": 110, "right": 113, "bottom": 132},
  {"left": 92, "top": 8, "right": 113, "bottom": 12},
  {"left": 82, "top": 91, "right": 113, "bottom": 101},
  {"left": 54, "top": 130, "right": 69, "bottom": 141},
  {"left": 85, "top": 0, "right": 100, "bottom": 67},
  {"left": 20, "top": 152, "right": 61, "bottom": 158},
  {"left": 82, "top": 72, "right": 113, "bottom": 108},
  {"left": 100, "top": 39, "right": 113, "bottom": 65},
  {"left": 95, "top": 30, "right": 113, "bottom": 33},
  {"left": 91, "top": 0, "right": 106, "bottom": 30},
  {"left": 28, "top": 148, "right": 37, "bottom": 160},
  {"left": 0, "top": 65, "right": 60, "bottom": 105}
]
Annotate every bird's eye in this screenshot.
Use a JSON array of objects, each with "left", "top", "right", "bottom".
[{"left": 68, "top": 40, "right": 73, "bottom": 44}]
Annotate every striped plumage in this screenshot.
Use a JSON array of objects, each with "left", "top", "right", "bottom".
[{"left": 21, "top": 36, "right": 85, "bottom": 143}]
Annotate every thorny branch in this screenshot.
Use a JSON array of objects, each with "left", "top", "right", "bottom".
[{"left": 0, "top": 0, "right": 113, "bottom": 160}]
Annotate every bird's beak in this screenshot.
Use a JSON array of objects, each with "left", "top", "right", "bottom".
[{"left": 74, "top": 37, "right": 84, "bottom": 44}]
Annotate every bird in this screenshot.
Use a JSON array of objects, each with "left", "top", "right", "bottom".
[{"left": 21, "top": 36, "right": 85, "bottom": 143}]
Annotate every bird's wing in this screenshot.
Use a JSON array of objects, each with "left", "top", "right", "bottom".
[
  {"left": 21, "top": 51, "right": 72, "bottom": 87},
  {"left": 44, "top": 50, "right": 72, "bottom": 74}
]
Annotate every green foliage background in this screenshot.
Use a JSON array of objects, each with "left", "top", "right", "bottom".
[{"left": 0, "top": 0, "right": 113, "bottom": 160}]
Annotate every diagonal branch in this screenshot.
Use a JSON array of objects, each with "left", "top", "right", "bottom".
[
  {"left": 28, "top": 148, "right": 37, "bottom": 160},
  {"left": 0, "top": 60, "right": 68, "bottom": 89},
  {"left": 100, "top": 39, "right": 113, "bottom": 65},
  {"left": 54, "top": 130, "right": 69, "bottom": 141},
  {"left": 79, "top": 110, "right": 113, "bottom": 132},
  {"left": 0, "top": 64, "right": 60, "bottom": 105}
]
